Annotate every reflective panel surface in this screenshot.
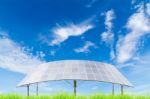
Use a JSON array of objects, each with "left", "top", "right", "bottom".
[{"left": 18, "top": 60, "right": 132, "bottom": 87}]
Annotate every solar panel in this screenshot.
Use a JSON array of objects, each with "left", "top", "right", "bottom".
[{"left": 18, "top": 60, "right": 132, "bottom": 87}]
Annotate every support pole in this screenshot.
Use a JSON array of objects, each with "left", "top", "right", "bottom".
[
  {"left": 121, "top": 85, "right": 124, "bottom": 95},
  {"left": 112, "top": 83, "right": 114, "bottom": 95},
  {"left": 27, "top": 84, "right": 30, "bottom": 96},
  {"left": 73, "top": 80, "right": 77, "bottom": 96},
  {"left": 36, "top": 82, "right": 39, "bottom": 96}
]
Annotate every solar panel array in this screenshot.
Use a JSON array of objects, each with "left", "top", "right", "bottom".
[{"left": 18, "top": 60, "right": 132, "bottom": 87}]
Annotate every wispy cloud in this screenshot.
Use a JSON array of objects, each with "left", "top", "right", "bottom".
[
  {"left": 118, "top": 51, "right": 150, "bottom": 94},
  {"left": 101, "top": 9, "right": 115, "bottom": 59},
  {"left": 104, "top": 10, "right": 115, "bottom": 31},
  {"left": 85, "top": 0, "right": 97, "bottom": 8},
  {"left": 116, "top": 3, "right": 150, "bottom": 63},
  {"left": 131, "top": 84, "right": 150, "bottom": 95},
  {"left": 74, "top": 41, "right": 97, "bottom": 53},
  {"left": 115, "top": 3, "right": 150, "bottom": 94},
  {"left": 50, "top": 23, "right": 94, "bottom": 46},
  {"left": 146, "top": 3, "right": 150, "bottom": 15},
  {"left": 0, "top": 31, "right": 9, "bottom": 38},
  {"left": 0, "top": 32, "right": 44, "bottom": 74},
  {"left": 39, "top": 20, "right": 94, "bottom": 46},
  {"left": 101, "top": 9, "right": 115, "bottom": 43}
]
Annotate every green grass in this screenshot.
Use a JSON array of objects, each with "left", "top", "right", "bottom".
[{"left": 0, "top": 93, "right": 150, "bottom": 99}]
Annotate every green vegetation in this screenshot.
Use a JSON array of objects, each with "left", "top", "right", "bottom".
[{"left": 0, "top": 93, "right": 150, "bottom": 99}]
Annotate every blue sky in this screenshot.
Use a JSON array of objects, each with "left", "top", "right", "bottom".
[{"left": 0, "top": 0, "right": 150, "bottom": 95}]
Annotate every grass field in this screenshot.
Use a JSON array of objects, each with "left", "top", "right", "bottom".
[{"left": 0, "top": 93, "right": 150, "bottom": 99}]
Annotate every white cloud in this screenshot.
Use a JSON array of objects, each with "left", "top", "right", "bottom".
[
  {"left": 85, "top": 0, "right": 97, "bottom": 8},
  {"left": 146, "top": 3, "right": 150, "bottom": 15},
  {"left": 101, "top": 31, "right": 114, "bottom": 43},
  {"left": 74, "top": 41, "right": 97, "bottom": 53},
  {"left": 0, "top": 31, "right": 9, "bottom": 38},
  {"left": 49, "top": 23, "right": 93, "bottom": 46},
  {"left": 118, "top": 51, "right": 150, "bottom": 94},
  {"left": 0, "top": 33, "right": 44, "bottom": 74},
  {"left": 131, "top": 84, "right": 150, "bottom": 95},
  {"left": 101, "top": 9, "right": 115, "bottom": 43},
  {"left": 116, "top": 4, "right": 150, "bottom": 63},
  {"left": 101, "top": 10, "right": 115, "bottom": 59},
  {"left": 105, "top": 9, "right": 115, "bottom": 31}
]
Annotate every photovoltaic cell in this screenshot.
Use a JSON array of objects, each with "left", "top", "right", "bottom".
[{"left": 18, "top": 60, "right": 132, "bottom": 87}]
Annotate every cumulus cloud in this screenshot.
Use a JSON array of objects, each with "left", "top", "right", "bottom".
[
  {"left": 74, "top": 41, "right": 97, "bottom": 53},
  {"left": 116, "top": 4, "right": 150, "bottom": 63},
  {"left": 0, "top": 32, "right": 44, "bottom": 74},
  {"left": 101, "top": 9, "right": 115, "bottom": 59}
]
